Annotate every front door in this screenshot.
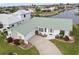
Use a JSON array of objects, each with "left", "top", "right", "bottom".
[{"left": 35, "top": 30, "right": 38, "bottom": 35}]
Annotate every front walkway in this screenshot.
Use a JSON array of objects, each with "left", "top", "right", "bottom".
[{"left": 29, "top": 35, "right": 62, "bottom": 55}]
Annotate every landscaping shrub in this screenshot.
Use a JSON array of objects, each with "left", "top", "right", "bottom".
[
  {"left": 63, "top": 35, "right": 70, "bottom": 41},
  {"left": 7, "top": 37, "right": 14, "bottom": 43},
  {"left": 19, "top": 39, "right": 25, "bottom": 45},
  {"left": 59, "top": 30, "right": 65, "bottom": 39},
  {"left": 60, "top": 34, "right": 64, "bottom": 39},
  {"left": 14, "top": 39, "right": 24, "bottom": 45},
  {"left": 14, "top": 39, "right": 20, "bottom": 45},
  {"left": 59, "top": 30, "right": 65, "bottom": 36}
]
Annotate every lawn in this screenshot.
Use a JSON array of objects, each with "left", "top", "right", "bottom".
[
  {"left": 74, "top": 24, "right": 79, "bottom": 55},
  {"left": 0, "top": 33, "right": 39, "bottom": 55},
  {"left": 51, "top": 40, "right": 75, "bottom": 55},
  {"left": 32, "top": 10, "right": 59, "bottom": 17},
  {"left": 50, "top": 25, "right": 78, "bottom": 55}
]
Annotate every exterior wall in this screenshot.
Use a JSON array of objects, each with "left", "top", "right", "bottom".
[
  {"left": 21, "top": 13, "right": 31, "bottom": 20},
  {"left": 46, "top": 30, "right": 60, "bottom": 40},
  {"left": 65, "top": 31, "right": 70, "bottom": 36},
  {"left": 36, "top": 27, "right": 60, "bottom": 40},
  {"left": 16, "top": 32, "right": 28, "bottom": 44},
  {"left": 53, "top": 30, "right": 60, "bottom": 35},
  {"left": 37, "top": 27, "right": 70, "bottom": 40},
  {"left": 13, "top": 27, "right": 70, "bottom": 41}
]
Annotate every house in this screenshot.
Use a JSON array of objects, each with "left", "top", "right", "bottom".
[
  {"left": 0, "top": 10, "right": 31, "bottom": 44},
  {"left": 12, "top": 10, "right": 31, "bottom": 21},
  {"left": 12, "top": 17, "right": 72, "bottom": 41},
  {"left": 0, "top": 9, "right": 72, "bottom": 43},
  {"left": 0, "top": 10, "right": 31, "bottom": 28},
  {"left": 41, "top": 7, "right": 56, "bottom": 12}
]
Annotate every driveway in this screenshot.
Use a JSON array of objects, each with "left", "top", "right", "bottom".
[{"left": 29, "top": 35, "right": 62, "bottom": 55}]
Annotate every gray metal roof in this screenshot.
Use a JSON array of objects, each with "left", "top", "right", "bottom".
[{"left": 12, "top": 17, "right": 73, "bottom": 36}]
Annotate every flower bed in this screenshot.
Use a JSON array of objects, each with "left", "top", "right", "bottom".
[
  {"left": 55, "top": 35, "right": 74, "bottom": 43},
  {"left": 6, "top": 37, "right": 32, "bottom": 49}
]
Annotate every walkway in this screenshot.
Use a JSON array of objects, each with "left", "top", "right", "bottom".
[{"left": 29, "top": 35, "right": 62, "bottom": 55}]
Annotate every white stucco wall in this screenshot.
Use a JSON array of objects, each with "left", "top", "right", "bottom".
[
  {"left": 39, "top": 28, "right": 70, "bottom": 40},
  {"left": 46, "top": 30, "right": 60, "bottom": 40}
]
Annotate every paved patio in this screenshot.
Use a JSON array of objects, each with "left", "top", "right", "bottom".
[{"left": 29, "top": 35, "right": 62, "bottom": 55}]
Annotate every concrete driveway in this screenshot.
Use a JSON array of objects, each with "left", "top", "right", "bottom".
[{"left": 29, "top": 35, "right": 62, "bottom": 55}]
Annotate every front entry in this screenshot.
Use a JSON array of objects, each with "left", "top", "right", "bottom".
[{"left": 35, "top": 30, "right": 39, "bottom": 35}]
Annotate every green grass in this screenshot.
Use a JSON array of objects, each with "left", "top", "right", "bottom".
[
  {"left": 32, "top": 10, "right": 59, "bottom": 16},
  {"left": 73, "top": 24, "right": 79, "bottom": 55},
  {"left": 51, "top": 40, "right": 75, "bottom": 55},
  {"left": 0, "top": 33, "right": 39, "bottom": 55},
  {"left": 50, "top": 25, "right": 79, "bottom": 55}
]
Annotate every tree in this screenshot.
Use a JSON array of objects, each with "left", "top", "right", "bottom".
[{"left": 35, "top": 7, "right": 41, "bottom": 12}]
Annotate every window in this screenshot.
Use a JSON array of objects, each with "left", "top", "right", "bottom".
[
  {"left": 24, "top": 14, "right": 26, "bottom": 18},
  {"left": 50, "top": 28, "right": 53, "bottom": 32},
  {"left": 12, "top": 24, "right": 14, "bottom": 27},
  {"left": 39, "top": 28, "right": 43, "bottom": 32},
  {"left": 0, "top": 23, "right": 3, "bottom": 28},
  {"left": 45, "top": 28, "right": 46, "bottom": 32}
]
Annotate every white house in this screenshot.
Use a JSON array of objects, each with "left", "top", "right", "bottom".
[
  {"left": 12, "top": 17, "right": 72, "bottom": 40},
  {"left": 41, "top": 7, "right": 56, "bottom": 12},
  {"left": 12, "top": 10, "right": 31, "bottom": 21},
  {"left": 0, "top": 10, "right": 31, "bottom": 44},
  {"left": 0, "top": 10, "right": 31, "bottom": 27}
]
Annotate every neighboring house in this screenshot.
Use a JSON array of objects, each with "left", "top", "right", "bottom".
[
  {"left": 0, "top": 10, "right": 31, "bottom": 44},
  {"left": 41, "top": 7, "right": 56, "bottom": 12},
  {"left": 12, "top": 10, "right": 31, "bottom": 21},
  {"left": 0, "top": 10, "right": 31, "bottom": 27},
  {"left": 12, "top": 17, "right": 72, "bottom": 41}
]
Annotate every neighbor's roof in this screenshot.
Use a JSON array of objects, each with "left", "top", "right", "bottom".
[
  {"left": 13, "top": 17, "right": 73, "bottom": 36},
  {"left": 0, "top": 14, "right": 22, "bottom": 25}
]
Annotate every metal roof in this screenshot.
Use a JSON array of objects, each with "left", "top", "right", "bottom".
[
  {"left": 12, "top": 17, "right": 73, "bottom": 36},
  {"left": 0, "top": 14, "right": 22, "bottom": 25}
]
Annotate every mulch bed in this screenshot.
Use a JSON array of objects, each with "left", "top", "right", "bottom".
[{"left": 53, "top": 38, "right": 75, "bottom": 43}]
